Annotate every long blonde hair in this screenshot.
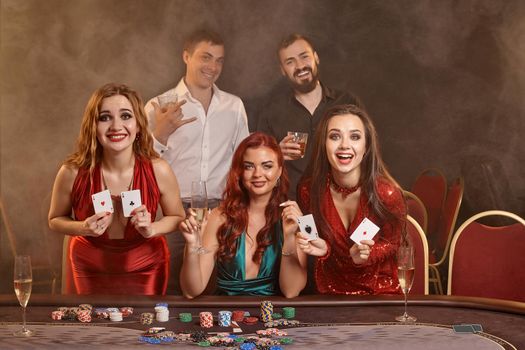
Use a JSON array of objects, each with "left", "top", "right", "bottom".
[{"left": 64, "top": 83, "right": 157, "bottom": 172}]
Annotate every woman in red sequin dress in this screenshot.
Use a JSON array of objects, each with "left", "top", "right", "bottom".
[
  {"left": 49, "top": 83, "right": 185, "bottom": 294},
  {"left": 298, "top": 104, "right": 406, "bottom": 295}
]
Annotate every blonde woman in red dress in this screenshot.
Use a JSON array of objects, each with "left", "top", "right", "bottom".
[
  {"left": 298, "top": 104, "right": 406, "bottom": 295},
  {"left": 49, "top": 83, "right": 185, "bottom": 295}
]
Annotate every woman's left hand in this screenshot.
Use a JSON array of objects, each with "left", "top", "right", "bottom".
[
  {"left": 131, "top": 205, "right": 154, "bottom": 238},
  {"left": 296, "top": 234, "right": 328, "bottom": 257},
  {"left": 349, "top": 239, "right": 375, "bottom": 265},
  {"left": 280, "top": 200, "right": 302, "bottom": 237}
]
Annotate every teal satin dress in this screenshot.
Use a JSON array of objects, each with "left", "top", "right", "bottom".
[{"left": 216, "top": 223, "right": 283, "bottom": 295}]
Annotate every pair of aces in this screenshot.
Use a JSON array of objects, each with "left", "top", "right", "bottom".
[
  {"left": 91, "top": 189, "right": 142, "bottom": 217},
  {"left": 297, "top": 214, "right": 379, "bottom": 244}
]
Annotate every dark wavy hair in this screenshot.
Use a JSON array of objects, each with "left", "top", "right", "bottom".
[
  {"left": 217, "top": 132, "right": 289, "bottom": 263},
  {"left": 303, "top": 104, "right": 403, "bottom": 241}
]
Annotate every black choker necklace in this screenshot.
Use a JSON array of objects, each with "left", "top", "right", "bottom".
[{"left": 328, "top": 174, "right": 360, "bottom": 198}]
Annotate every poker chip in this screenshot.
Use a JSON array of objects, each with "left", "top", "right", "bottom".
[
  {"left": 260, "top": 301, "right": 273, "bottom": 322},
  {"left": 155, "top": 302, "right": 168, "bottom": 308},
  {"left": 232, "top": 310, "right": 245, "bottom": 322},
  {"left": 120, "top": 307, "right": 133, "bottom": 317},
  {"left": 179, "top": 312, "right": 192, "bottom": 323},
  {"left": 94, "top": 308, "right": 110, "bottom": 319},
  {"left": 51, "top": 310, "right": 64, "bottom": 320},
  {"left": 106, "top": 307, "right": 120, "bottom": 313},
  {"left": 240, "top": 343, "right": 256, "bottom": 350},
  {"left": 264, "top": 319, "right": 300, "bottom": 328},
  {"left": 77, "top": 309, "right": 92, "bottom": 323},
  {"left": 139, "top": 336, "right": 161, "bottom": 344},
  {"left": 155, "top": 306, "right": 169, "bottom": 322},
  {"left": 271, "top": 313, "right": 282, "bottom": 319},
  {"left": 243, "top": 316, "right": 258, "bottom": 325},
  {"left": 282, "top": 307, "right": 295, "bottom": 319},
  {"left": 109, "top": 311, "right": 123, "bottom": 322},
  {"left": 140, "top": 312, "right": 154, "bottom": 325},
  {"left": 197, "top": 341, "right": 211, "bottom": 347},
  {"left": 78, "top": 304, "right": 93, "bottom": 311},
  {"left": 218, "top": 310, "right": 232, "bottom": 327},
  {"left": 145, "top": 327, "right": 166, "bottom": 335},
  {"left": 199, "top": 311, "right": 213, "bottom": 328}
]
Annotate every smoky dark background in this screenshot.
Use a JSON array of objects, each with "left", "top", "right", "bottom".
[{"left": 1, "top": 0, "right": 524, "bottom": 294}]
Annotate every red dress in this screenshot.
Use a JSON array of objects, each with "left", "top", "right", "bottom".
[
  {"left": 298, "top": 178, "right": 405, "bottom": 295},
  {"left": 69, "top": 157, "right": 169, "bottom": 295}
]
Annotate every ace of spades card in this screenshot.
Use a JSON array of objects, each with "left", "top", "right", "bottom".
[
  {"left": 297, "top": 214, "right": 319, "bottom": 241},
  {"left": 91, "top": 189, "right": 114, "bottom": 214},
  {"left": 121, "top": 190, "right": 142, "bottom": 217}
]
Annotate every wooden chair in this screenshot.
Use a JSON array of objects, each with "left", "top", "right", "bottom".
[
  {"left": 447, "top": 210, "right": 525, "bottom": 302},
  {"left": 403, "top": 190, "right": 428, "bottom": 234},
  {"left": 429, "top": 177, "right": 464, "bottom": 294},
  {"left": 411, "top": 168, "right": 447, "bottom": 244},
  {"left": 406, "top": 215, "right": 429, "bottom": 295}
]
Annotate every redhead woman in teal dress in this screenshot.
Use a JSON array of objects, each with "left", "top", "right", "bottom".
[{"left": 179, "top": 132, "right": 327, "bottom": 298}]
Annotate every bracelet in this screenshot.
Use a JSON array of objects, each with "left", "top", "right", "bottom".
[{"left": 281, "top": 249, "right": 295, "bottom": 256}]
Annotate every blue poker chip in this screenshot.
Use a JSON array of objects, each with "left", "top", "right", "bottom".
[
  {"left": 139, "top": 336, "right": 162, "bottom": 344},
  {"left": 155, "top": 302, "right": 168, "bottom": 307},
  {"left": 240, "top": 343, "right": 256, "bottom": 350}
]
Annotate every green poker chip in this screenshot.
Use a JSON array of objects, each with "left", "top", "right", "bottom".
[{"left": 179, "top": 312, "right": 192, "bottom": 322}]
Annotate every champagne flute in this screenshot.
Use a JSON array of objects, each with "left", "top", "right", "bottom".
[
  {"left": 395, "top": 245, "right": 417, "bottom": 323},
  {"left": 191, "top": 181, "right": 208, "bottom": 254},
  {"left": 13, "top": 255, "right": 34, "bottom": 336}
]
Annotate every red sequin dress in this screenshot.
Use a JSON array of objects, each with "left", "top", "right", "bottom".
[
  {"left": 298, "top": 178, "right": 405, "bottom": 295},
  {"left": 69, "top": 157, "right": 169, "bottom": 295}
]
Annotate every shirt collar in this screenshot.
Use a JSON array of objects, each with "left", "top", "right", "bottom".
[
  {"left": 175, "top": 78, "right": 222, "bottom": 102},
  {"left": 288, "top": 81, "right": 334, "bottom": 102}
]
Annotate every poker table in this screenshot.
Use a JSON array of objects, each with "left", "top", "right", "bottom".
[{"left": 0, "top": 294, "right": 524, "bottom": 349}]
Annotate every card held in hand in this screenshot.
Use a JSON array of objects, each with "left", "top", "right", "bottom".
[
  {"left": 121, "top": 190, "right": 142, "bottom": 217},
  {"left": 297, "top": 214, "right": 319, "bottom": 241},
  {"left": 349, "top": 217, "right": 380, "bottom": 244},
  {"left": 91, "top": 189, "right": 114, "bottom": 214}
]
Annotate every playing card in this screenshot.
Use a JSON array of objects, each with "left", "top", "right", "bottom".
[
  {"left": 91, "top": 189, "right": 114, "bottom": 214},
  {"left": 297, "top": 214, "right": 319, "bottom": 241},
  {"left": 121, "top": 190, "right": 142, "bottom": 217},
  {"left": 349, "top": 217, "right": 380, "bottom": 244}
]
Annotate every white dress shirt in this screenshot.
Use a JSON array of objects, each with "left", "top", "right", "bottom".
[{"left": 145, "top": 79, "right": 249, "bottom": 199}]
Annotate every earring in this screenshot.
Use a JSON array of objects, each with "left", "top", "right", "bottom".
[
  {"left": 135, "top": 133, "right": 140, "bottom": 141},
  {"left": 275, "top": 177, "right": 281, "bottom": 188}
]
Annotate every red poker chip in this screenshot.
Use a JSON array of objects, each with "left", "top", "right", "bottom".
[{"left": 243, "top": 316, "right": 258, "bottom": 325}]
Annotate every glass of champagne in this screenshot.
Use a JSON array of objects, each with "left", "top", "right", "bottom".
[
  {"left": 13, "top": 255, "right": 34, "bottom": 336},
  {"left": 191, "top": 181, "right": 208, "bottom": 254},
  {"left": 395, "top": 245, "right": 417, "bottom": 323}
]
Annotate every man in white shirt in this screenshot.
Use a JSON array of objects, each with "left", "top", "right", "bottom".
[
  {"left": 145, "top": 28, "right": 249, "bottom": 204},
  {"left": 144, "top": 29, "right": 249, "bottom": 294}
]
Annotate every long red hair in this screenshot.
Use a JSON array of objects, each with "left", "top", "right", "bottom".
[{"left": 217, "top": 132, "right": 289, "bottom": 263}]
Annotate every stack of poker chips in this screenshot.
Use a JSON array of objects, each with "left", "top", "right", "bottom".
[
  {"left": 260, "top": 300, "right": 273, "bottom": 322},
  {"left": 232, "top": 310, "right": 245, "bottom": 323},
  {"left": 155, "top": 305, "right": 169, "bottom": 322},
  {"left": 109, "top": 311, "right": 123, "bottom": 322},
  {"left": 94, "top": 308, "right": 110, "bottom": 319},
  {"left": 120, "top": 306, "right": 133, "bottom": 317},
  {"left": 282, "top": 307, "right": 295, "bottom": 319},
  {"left": 77, "top": 309, "right": 92, "bottom": 323},
  {"left": 140, "top": 312, "right": 155, "bottom": 325},
  {"left": 199, "top": 311, "right": 213, "bottom": 328},
  {"left": 179, "top": 312, "right": 192, "bottom": 323},
  {"left": 218, "top": 310, "right": 232, "bottom": 327},
  {"left": 51, "top": 310, "right": 64, "bottom": 320}
]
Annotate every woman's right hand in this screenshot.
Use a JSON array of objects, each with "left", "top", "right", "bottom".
[
  {"left": 178, "top": 209, "right": 206, "bottom": 246},
  {"left": 82, "top": 212, "right": 112, "bottom": 237}
]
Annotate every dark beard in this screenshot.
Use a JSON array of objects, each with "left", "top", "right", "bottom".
[{"left": 289, "top": 67, "right": 319, "bottom": 94}]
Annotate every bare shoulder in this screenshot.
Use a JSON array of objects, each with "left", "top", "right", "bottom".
[
  {"left": 151, "top": 158, "right": 175, "bottom": 178},
  {"left": 57, "top": 164, "right": 79, "bottom": 183}
]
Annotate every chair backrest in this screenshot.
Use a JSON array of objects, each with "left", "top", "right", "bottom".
[
  {"left": 411, "top": 168, "right": 447, "bottom": 241},
  {"left": 403, "top": 191, "right": 428, "bottom": 234},
  {"left": 406, "top": 215, "right": 429, "bottom": 295},
  {"left": 433, "top": 177, "right": 464, "bottom": 265},
  {"left": 447, "top": 210, "right": 525, "bottom": 302}
]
